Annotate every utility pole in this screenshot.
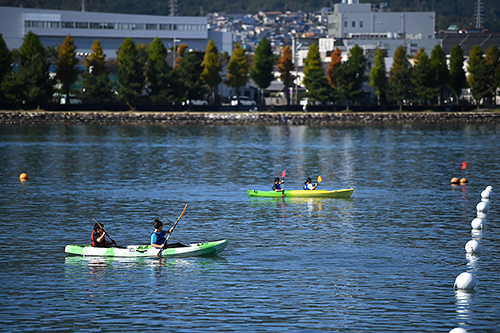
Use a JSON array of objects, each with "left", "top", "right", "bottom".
[
  {"left": 170, "top": 0, "right": 177, "bottom": 16},
  {"left": 474, "top": 0, "right": 483, "bottom": 29}
]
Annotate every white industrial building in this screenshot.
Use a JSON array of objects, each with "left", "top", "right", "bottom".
[
  {"left": 327, "top": 0, "right": 440, "bottom": 57},
  {"left": 0, "top": 6, "right": 233, "bottom": 57}
]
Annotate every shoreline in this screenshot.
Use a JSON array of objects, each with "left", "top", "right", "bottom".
[{"left": 1, "top": 110, "right": 500, "bottom": 125}]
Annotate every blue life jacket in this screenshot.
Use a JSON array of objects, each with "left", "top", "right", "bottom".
[
  {"left": 272, "top": 183, "right": 282, "bottom": 190},
  {"left": 151, "top": 230, "right": 167, "bottom": 245}
]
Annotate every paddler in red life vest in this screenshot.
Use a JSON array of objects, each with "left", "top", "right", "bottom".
[{"left": 91, "top": 223, "right": 108, "bottom": 247}]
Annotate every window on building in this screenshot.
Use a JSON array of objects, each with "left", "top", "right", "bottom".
[
  {"left": 352, "top": 21, "right": 355, "bottom": 27},
  {"left": 159, "top": 24, "right": 172, "bottom": 30},
  {"left": 76, "top": 22, "right": 88, "bottom": 29},
  {"left": 62, "top": 22, "right": 75, "bottom": 29},
  {"left": 344, "top": 21, "right": 347, "bottom": 28},
  {"left": 146, "top": 24, "right": 158, "bottom": 30},
  {"left": 360, "top": 21, "right": 363, "bottom": 28}
]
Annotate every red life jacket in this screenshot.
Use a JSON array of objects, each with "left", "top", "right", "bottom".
[{"left": 91, "top": 230, "right": 108, "bottom": 247}]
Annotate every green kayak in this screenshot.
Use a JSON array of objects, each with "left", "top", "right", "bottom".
[
  {"left": 65, "top": 240, "right": 227, "bottom": 257},
  {"left": 247, "top": 188, "right": 354, "bottom": 198}
]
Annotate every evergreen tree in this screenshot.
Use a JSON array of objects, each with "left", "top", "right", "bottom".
[
  {"left": 430, "top": 44, "right": 450, "bottom": 104},
  {"left": 147, "top": 37, "right": 172, "bottom": 103},
  {"left": 117, "top": 38, "right": 145, "bottom": 106},
  {"left": 200, "top": 39, "right": 222, "bottom": 104},
  {"left": 485, "top": 45, "right": 500, "bottom": 103},
  {"left": 467, "top": 45, "right": 492, "bottom": 106},
  {"left": 277, "top": 45, "right": 295, "bottom": 105},
  {"left": 303, "top": 43, "right": 332, "bottom": 105},
  {"left": 369, "top": 48, "right": 387, "bottom": 106},
  {"left": 411, "top": 48, "right": 438, "bottom": 105},
  {"left": 84, "top": 40, "right": 113, "bottom": 103},
  {"left": 335, "top": 44, "right": 367, "bottom": 109},
  {"left": 176, "top": 51, "right": 208, "bottom": 103},
  {"left": 225, "top": 42, "right": 249, "bottom": 97},
  {"left": 0, "top": 34, "right": 12, "bottom": 99},
  {"left": 56, "top": 35, "right": 79, "bottom": 102},
  {"left": 469, "top": 59, "right": 492, "bottom": 107},
  {"left": 448, "top": 45, "right": 467, "bottom": 105},
  {"left": 85, "top": 40, "right": 107, "bottom": 75},
  {"left": 467, "top": 45, "right": 483, "bottom": 89},
  {"left": 387, "top": 45, "right": 411, "bottom": 111},
  {"left": 250, "top": 37, "right": 275, "bottom": 105},
  {"left": 3, "top": 32, "right": 53, "bottom": 108}
]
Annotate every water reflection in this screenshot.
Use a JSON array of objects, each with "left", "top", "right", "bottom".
[{"left": 455, "top": 290, "right": 474, "bottom": 325}]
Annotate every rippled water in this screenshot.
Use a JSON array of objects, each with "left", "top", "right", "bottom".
[{"left": 1, "top": 123, "right": 499, "bottom": 332}]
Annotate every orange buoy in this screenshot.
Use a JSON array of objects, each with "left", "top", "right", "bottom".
[
  {"left": 451, "top": 177, "right": 459, "bottom": 184},
  {"left": 460, "top": 177, "right": 468, "bottom": 183},
  {"left": 19, "top": 173, "right": 28, "bottom": 181}
]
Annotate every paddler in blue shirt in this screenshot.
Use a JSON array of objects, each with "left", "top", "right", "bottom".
[
  {"left": 272, "top": 177, "right": 284, "bottom": 192},
  {"left": 151, "top": 219, "right": 174, "bottom": 249}
]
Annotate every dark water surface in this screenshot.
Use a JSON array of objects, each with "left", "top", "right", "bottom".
[{"left": 1, "top": 123, "right": 499, "bottom": 332}]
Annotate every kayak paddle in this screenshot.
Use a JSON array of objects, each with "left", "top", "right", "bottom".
[
  {"left": 158, "top": 203, "right": 188, "bottom": 257},
  {"left": 317, "top": 175, "right": 322, "bottom": 187},
  {"left": 281, "top": 169, "right": 286, "bottom": 197},
  {"left": 92, "top": 217, "right": 118, "bottom": 247}
]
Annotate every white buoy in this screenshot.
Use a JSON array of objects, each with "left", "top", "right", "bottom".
[
  {"left": 454, "top": 272, "right": 476, "bottom": 290},
  {"left": 485, "top": 185, "right": 492, "bottom": 191},
  {"left": 471, "top": 218, "right": 484, "bottom": 229},
  {"left": 465, "top": 240, "right": 481, "bottom": 254},
  {"left": 449, "top": 328, "right": 468, "bottom": 333},
  {"left": 481, "top": 190, "right": 491, "bottom": 199},
  {"left": 476, "top": 211, "right": 487, "bottom": 219},
  {"left": 476, "top": 201, "right": 488, "bottom": 212}
]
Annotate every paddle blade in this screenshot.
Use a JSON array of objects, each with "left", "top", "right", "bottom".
[
  {"left": 282, "top": 170, "right": 286, "bottom": 180},
  {"left": 462, "top": 161, "right": 467, "bottom": 170},
  {"left": 317, "top": 175, "right": 323, "bottom": 183}
]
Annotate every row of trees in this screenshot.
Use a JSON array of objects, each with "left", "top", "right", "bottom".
[
  {"left": 298, "top": 42, "right": 500, "bottom": 110},
  {"left": 1, "top": 31, "right": 500, "bottom": 110}
]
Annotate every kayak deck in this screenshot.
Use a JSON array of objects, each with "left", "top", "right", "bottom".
[
  {"left": 65, "top": 240, "right": 227, "bottom": 257},
  {"left": 247, "top": 188, "right": 354, "bottom": 198}
]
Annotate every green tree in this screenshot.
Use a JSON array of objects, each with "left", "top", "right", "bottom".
[
  {"left": 430, "top": 44, "right": 450, "bottom": 104},
  {"left": 411, "top": 48, "right": 438, "bottom": 105},
  {"left": 467, "top": 45, "right": 483, "bottom": 90},
  {"left": 147, "top": 37, "right": 172, "bottom": 103},
  {"left": 303, "top": 43, "right": 332, "bottom": 105},
  {"left": 84, "top": 40, "right": 113, "bottom": 103},
  {"left": 485, "top": 45, "right": 500, "bottom": 103},
  {"left": 176, "top": 51, "right": 208, "bottom": 103},
  {"left": 225, "top": 42, "right": 249, "bottom": 97},
  {"left": 56, "top": 35, "right": 79, "bottom": 102},
  {"left": 250, "top": 37, "right": 275, "bottom": 105},
  {"left": 2, "top": 32, "right": 53, "bottom": 108},
  {"left": 85, "top": 40, "right": 107, "bottom": 75},
  {"left": 335, "top": 44, "right": 367, "bottom": 109},
  {"left": 369, "top": 48, "right": 387, "bottom": 106},
  {"left": 200, "top": 39, "right": 222, "bottom": 104},
  {"left": 117, "top": 38, "right": 145, "bottom": 106},
  {"left": 277, "top": 45, "right": 295, "bottom": 105},
  {"left": 448, "top": 45, "right": 467, "bottom": 105},
  {"left": 0, "top": 34, "right": 12, "bottom": 98},
  {"left": 467, "top": 45, "right": 492, "bottom": 106},
  {"left": 387, "top": 45, "right": 412, "bottom": 111}
]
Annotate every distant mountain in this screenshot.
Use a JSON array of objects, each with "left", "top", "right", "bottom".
[{"left": 1, "top": 0, "right": 498, "bottom": 31}]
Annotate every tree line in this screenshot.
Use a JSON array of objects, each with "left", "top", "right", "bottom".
[{"left": 1, "top": 31, "right": 499, "bottom": 110}]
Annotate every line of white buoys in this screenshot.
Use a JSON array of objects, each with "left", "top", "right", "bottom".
[
  {"left": 465, "top": 240, "right": 481, "bottom": 254},
  {"left": 476, "top": 201, "right": 488, "bottom": 212},
  {"left": 449, "top": 328, "right": 468, "bottom": 333},
  {"left": 481, "top": 189, "right": 491, "bottom": 199},
  {"left": 471, "top": 217, "right": 484, "bottom": 230},
  {"left": 454, "top": 272, "right": 477, "bottom": 290}
]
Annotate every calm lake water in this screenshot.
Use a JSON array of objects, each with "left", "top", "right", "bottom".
[{"left": 1, "top": 122, "right": 499, "bottom": 332}]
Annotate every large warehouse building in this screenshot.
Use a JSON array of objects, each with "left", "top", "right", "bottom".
[{"left": 0, "top": 6, "right": 232, "bottom": 56}]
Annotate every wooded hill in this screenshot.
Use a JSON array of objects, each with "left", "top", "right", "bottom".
[{"left": 1, "top": 0, "right": 499, "bottom": 32}]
